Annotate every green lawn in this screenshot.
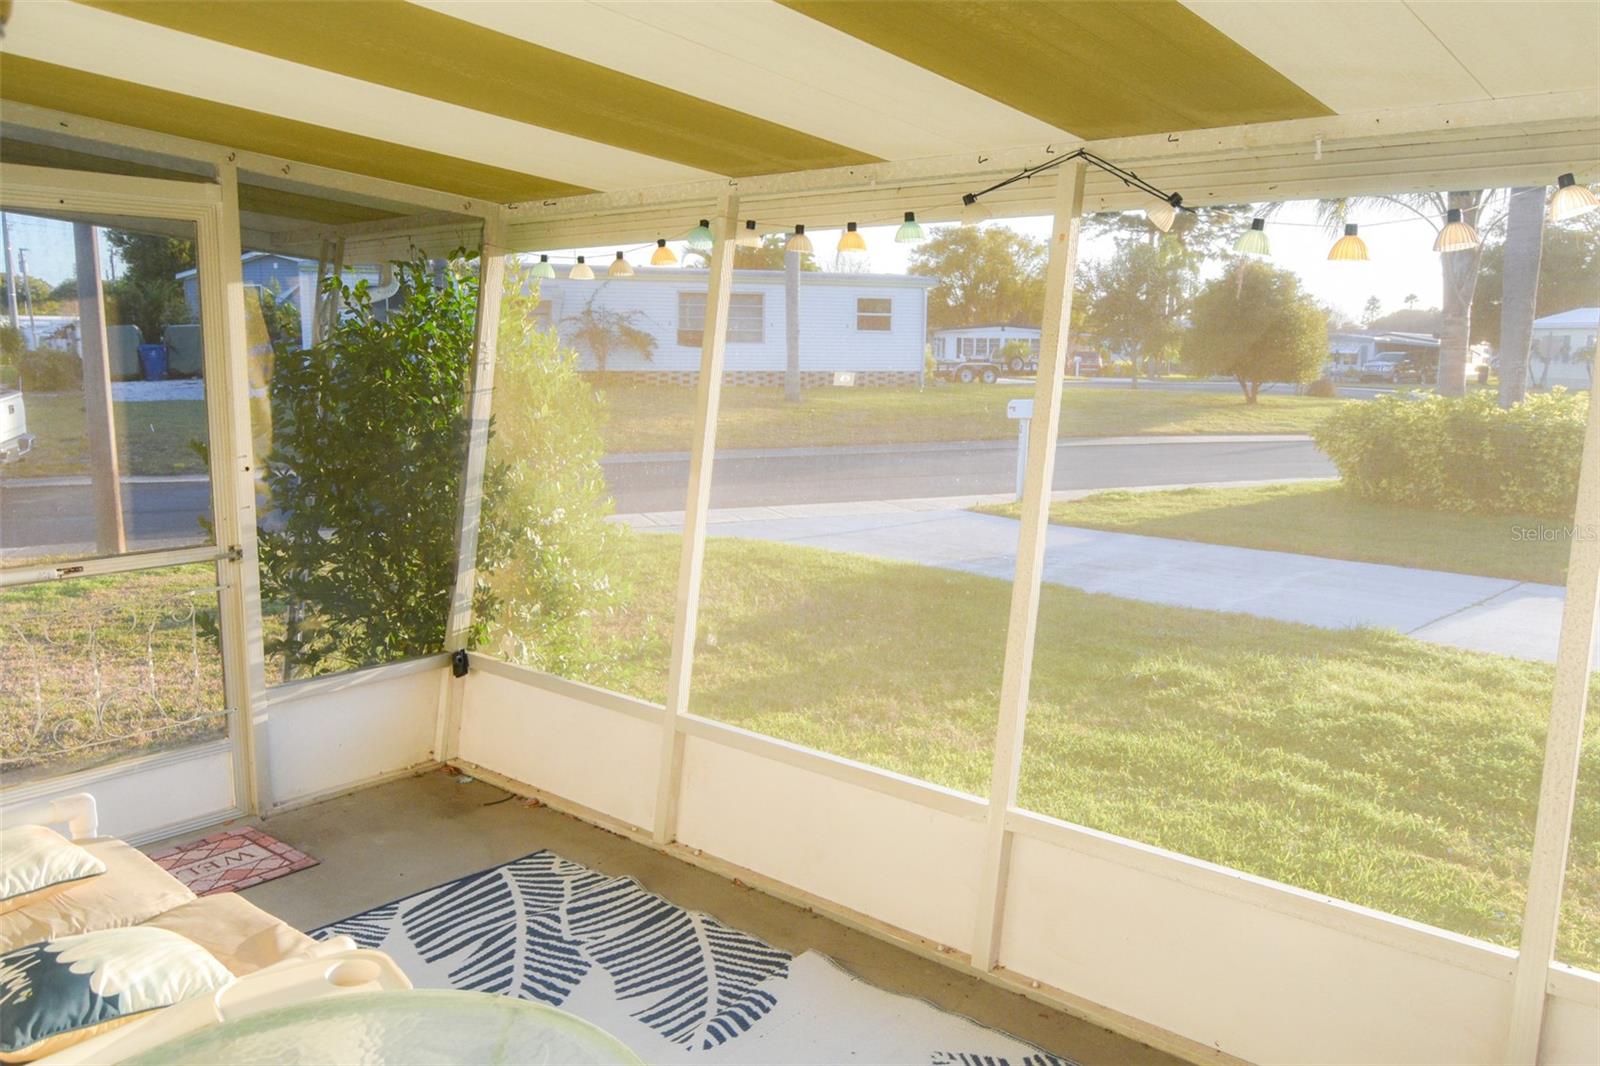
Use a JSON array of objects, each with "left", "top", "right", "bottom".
[
  {"left": 0, "top": 564, "right": 226, "bottom": 783},
  {"left": 600, "top": 382, "right": 1344, "bottom": 453},
  {"left": 529, "top": 531, "right": 1598, "bottom": 969},
  {"left": 979, "top": 481, "right": 1574, "bottom": 586},
  {"left": 8, "top": 392, "right": 209, "bottom": 478}
]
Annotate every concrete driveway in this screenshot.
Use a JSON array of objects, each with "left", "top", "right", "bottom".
[{"left": 633, "top": 503, "right": 1593, "bottom": 667}]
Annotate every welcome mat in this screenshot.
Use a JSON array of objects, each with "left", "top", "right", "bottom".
[
  {"left": 148, "top": 827, "right": 318, "bottom": 895},
  {"left": 316, "top": 851, "right": 1073, "bottom": 1065}
]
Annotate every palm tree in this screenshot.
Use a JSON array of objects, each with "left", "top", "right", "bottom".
[
  {"left": 1495, "top": 186, "right": 1546, "bottom": 407},
  {"left": 1308, "top": 190, "right": 1496, "bottom": 397}
]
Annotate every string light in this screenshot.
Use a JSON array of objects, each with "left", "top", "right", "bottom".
[
  {"left": 1234, "top": 217, "right": 1270, "bottom": 256},
  {"left": 1433, "top": 208, "right": 1481, "bottom": 252},
  {"left": 650, "top": 239, "right": 677, "bottom": 266},
  {"left": 786, "top": 224, "right": 813, "bottom": 255},
  {"left": 1146, "top": 193, "right": 1183, "bottom": 234},
  {"left": 608, "top": 251, "right": 634, "bottom": 277},
  {"left": 960, "top": 194, "right": 992, "bottom": 226},
  {"left": 1327, "top": 224, "right": 1369, "bottom": 262},
  {"left": 569, "top": 255, "right": 594, "bottom": 280},
  {"left": 735, "top": 220, "right": 761, "bottom": 249},
  {"left": 530, "top": 253, "right": 555, "bottom": 279},
  {"left": 1549, "top": 173, "right": 1599, "bottom": 222},
  {"left": 837, "top": 222, "right": 867, "bottom": 256},
  {"left": 895, "top": 212, "right": 925, "bottom": 243},
  {"left": 685, "top": 219, "right": 714, "bottom": 251}
]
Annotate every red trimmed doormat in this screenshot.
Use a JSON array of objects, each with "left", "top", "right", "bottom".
[{"left": 147, "top": 827, "right": 318, "bottom": 895}]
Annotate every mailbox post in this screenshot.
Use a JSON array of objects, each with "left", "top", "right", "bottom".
[{"left": 1007, "top": 397, "right": 1033, "bottom": 501}]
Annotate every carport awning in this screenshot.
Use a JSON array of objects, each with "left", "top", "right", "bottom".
[{"left": 1, "top": 0, "right": 1596, "bottom": 213}]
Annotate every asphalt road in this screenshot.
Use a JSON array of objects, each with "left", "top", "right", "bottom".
[{"left": 1, "top": 435, "right": 1334, "bottom": 559}]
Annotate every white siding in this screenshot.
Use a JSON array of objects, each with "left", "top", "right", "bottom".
[{"left": 532, "top": 270, "right": 930, "bottom": 374}]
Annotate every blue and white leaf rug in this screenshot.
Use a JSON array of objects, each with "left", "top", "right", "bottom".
[{"left": 316, "top": 851, "right": 1072, "bottom": 1065}]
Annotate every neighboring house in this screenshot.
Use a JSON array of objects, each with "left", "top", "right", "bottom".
[
  {"left": 177, "top": 253, "right": 395, "bottom": 350},
  {"left": 1528, "top": 307, "right": 1597, "bottom": 389},
  {"left": 1328, "top": 330, "right": 1442, "bottom": 376},
  {"left": 529, "top": 268, "right": 933, "bottom": 386},
  {"left": 931, "top": 325, "right": 1040, "bottom": 369}
]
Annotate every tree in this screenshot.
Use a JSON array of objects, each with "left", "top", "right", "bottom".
[
  {"left": 475, "top": 265, "right": 620, "bottom": 676},
  {"left": 104, "top": 229, "right": 196, "bottom": 344},
  {"left": 1362, "top": 295, "right": 1383, "bottom": 325},
  {"left": 1183, "top": 260, "right": 1328, "bottom": 403},
  {"left": 909, "top": 225, "right": 1046, "bottom": 332},
  {"left": 1085, "top": 235, "right": 1188, "bottom": 382},
  {"left": 258, "top": 257, "right": 483, "bottom": 676},
  {"left": 1494, "top": 186, "right": 1546, "bottom": 407},
  {"left": 1309, "top": 191, "right": 1494, "bottom": 396},
  {"left": 1369, "top": 307, "right": 1442, "bottom": 334},
  {"left": 562, "top": 290, "right": 657, "bottom": 378}
]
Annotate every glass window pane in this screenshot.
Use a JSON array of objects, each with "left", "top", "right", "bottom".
[
  {"left": 1014, "top": 195, "right": 1589, "bottom": 955},
  {"left": 247, "top": 243, "right": 480, "bottom": 683},
  {"left": 0, "top": 561, "right": 225, "bottom": 783},
  {"left": 1, "top": 210, "right": 212, "bottom": 568},
  {"left": 474, "top": 256, "right": 687, "bottom": 702}
]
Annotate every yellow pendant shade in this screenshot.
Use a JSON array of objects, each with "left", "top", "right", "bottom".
[
  {"left": 608, "top": 251, "right": 634, "bottom": 276},
  {"left": 1327, "top": 224, "right": 1369, "bottom": 262},
  {"left": 569, "top": 256, "right": 594, "bottom": 280},
  {"left": 650, "top": 239, "right": 677, "bottom": 266},
  {"left": 1548, "top": 173, "right": 1600, "bottom": 223},
  {"left": 735, "top": 220, "right": 761, "bottom": 248},
  {"left": 837, "top": 222, "right": 867, "bottom": 255},
  {"left": 1432, "top": 208, "right": 1481, "bottom": 253}
]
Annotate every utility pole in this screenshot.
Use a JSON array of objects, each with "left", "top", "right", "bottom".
[
  {"left": 1, "top": 214, "right": 19, "bottom": 331},
  {"left": 75, "top": 223, "right": 127, "bottom": 554},
  {"left": 18, "top": 248, "right": 37, "bottom": 339},
  {"left": 784, "top": 249, "right": 801, "bottom": 403}
]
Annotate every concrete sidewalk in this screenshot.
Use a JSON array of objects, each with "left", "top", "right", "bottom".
[{"left": 633, "top": 503, "right": 1593, "bottom": 667}]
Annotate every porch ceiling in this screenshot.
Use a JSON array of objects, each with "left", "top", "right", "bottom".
[{"left": 0, "top": 0, "right": 1596, "bottom": 214}]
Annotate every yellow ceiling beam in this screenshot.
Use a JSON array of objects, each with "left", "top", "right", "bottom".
[
  {"left": 782, "top": 0, "right": 1333, "bottom": 140},
  {"left": 81, "top": 0, "right": 879, "bottom": 178},
  {"left": 0, "top": 56, "right": 590, "bottom": 203}
]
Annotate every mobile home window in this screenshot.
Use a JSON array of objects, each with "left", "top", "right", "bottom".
[
  {"left": 857, "top": 297, "right": 892, "bottom": 331},
  {"left": 679, "top": 292, "right": 763, "bottom": 346}
]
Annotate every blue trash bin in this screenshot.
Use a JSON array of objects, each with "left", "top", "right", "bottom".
[{"left": 137, "top": 343, "right": 169, "bottom": 381}]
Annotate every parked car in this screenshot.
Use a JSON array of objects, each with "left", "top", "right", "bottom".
[{"left": 1, "top": 386, "right": 36, "bottom": 464}]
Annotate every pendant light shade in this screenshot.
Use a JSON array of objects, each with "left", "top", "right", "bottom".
[
  {"left": 569, "top": 255, "right": 594, "bottom": 280},
  {"left": 1234, "top": 217, "right": 1270, "bottom": 256},
  {"left": 1548, "top": 173, "right": 1600, "bottom": 222},
  {"left": 1147, "top": 193, "right": 1182, "bottom": 234},
  {"left": 735, "top": 220, "right": 761, "bottom": 249},
  {"left": 1327, "top": 224, "right": 1369, "bottom": 262},
  {"left": 1432, "top": 208, "right": 1481, "bottom": 253},
  {"left": 686, "top": 219, "right": 714, "bottom": 252},
  {"left": 650, "top": 239, "right": 677, "bottom": 266},
  {"left": 608, "top": 251, "right": 634, "bottom": 277},
  {"left": 960, "top": 194, "right": 991, "bottom": 226},
  {"left": 786, "top": 224, "right": 813, "bottom": 255},
  {"left": 895, "top": 212, "right": 925, "bottom": 243},
  {"left": 837, "top": 221, "right": 867, "bottom": 255},
  {"left": 530, "top": 253, "right": 555, "bottom": 279}
]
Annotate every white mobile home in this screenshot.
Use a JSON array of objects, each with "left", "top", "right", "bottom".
[
  {"left": 1529, "top": 307, "right": 1597, "bottom": 389},
  {"left": 531, "top": 268, "right": 933, "bottom": 386},
  {"left": 931, "top": 324, "right": 1042, "bottom": 370}
]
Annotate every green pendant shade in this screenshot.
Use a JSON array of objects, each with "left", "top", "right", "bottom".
[
  {"left": 1234, "top": 217, "right": 1270, "bottom": 256},
  {"left": 530, "top": 254, "right": 556, "bottom": 279},
  {"left": 686, "top": 219, "right": 714, "bottom": 251},
  {"left": 895, "top": 212, "right": 925, "bottom": 243}
]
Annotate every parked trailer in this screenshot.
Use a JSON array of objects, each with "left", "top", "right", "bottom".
[{"left": 1, "top": 387, "right": 36, "bottom": 463}]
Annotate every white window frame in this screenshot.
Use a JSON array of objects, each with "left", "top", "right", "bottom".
[{"left": 856, "top": 296, "right": 892, "bottom": 332}]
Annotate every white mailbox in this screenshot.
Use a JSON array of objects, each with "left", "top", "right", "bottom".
[{"left": 1007, "top": 398, "right": 1034, "bottom": 420}]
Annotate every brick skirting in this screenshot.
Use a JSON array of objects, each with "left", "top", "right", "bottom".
[{"left": 586, "top": 370, "right": 921, "bottom": 387}]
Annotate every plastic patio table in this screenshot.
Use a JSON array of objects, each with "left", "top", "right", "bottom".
[{"left": 120, "top": 989, "right": 644, "bottom": 1065}]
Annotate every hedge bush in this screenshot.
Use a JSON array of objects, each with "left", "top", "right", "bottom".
[{"left": 1314, "top": 390, "right": 1587, "bottom": 517}]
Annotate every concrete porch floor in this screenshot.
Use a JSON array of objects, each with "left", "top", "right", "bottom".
[{"left": 168, "top": 770, "right": 1183, "bottom": 1065}]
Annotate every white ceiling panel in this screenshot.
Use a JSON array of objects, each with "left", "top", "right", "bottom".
[
  {"left": 1408, "top": 1, "right": 1600, "bottom": 100},
  {"left": 1, "top": 0, "right": 715, "bottom": 192},
  {"left": 413, "top": 0, "right": 1076, "bottom": 161},
  {"left": 1182, "top": 0, "right": 1492, "bottom": 113}
]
